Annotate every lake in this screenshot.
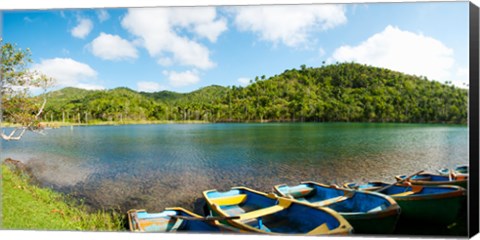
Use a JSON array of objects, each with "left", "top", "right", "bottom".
[{"left": 2, "top": 123, "right": 468, "bottom": 212}]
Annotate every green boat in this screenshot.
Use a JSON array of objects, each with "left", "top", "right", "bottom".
[
  {"left": 344, "top": 182, "right": 466, "bottom": 225},
  {"left": 273, "top": 181, "right": 400, "bottom": 234},
  {"left": 395, "top": 172, "right": 468, "bottom": 188}
]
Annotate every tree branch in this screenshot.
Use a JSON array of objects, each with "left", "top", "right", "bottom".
[
  {"left": 35, "top": 96, "right": 47, "bottom": 119},
  {"left": 1, "top": 127, "right": 27, "bottom": 141}
]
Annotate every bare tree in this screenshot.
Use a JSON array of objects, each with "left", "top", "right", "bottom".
[{"left": 1, "top": 40, "right": 55, "bottom": 141}]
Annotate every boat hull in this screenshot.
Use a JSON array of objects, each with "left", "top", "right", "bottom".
[
  {"left": 273, "top": 182, "right": 400, "bottom": 234},
  {"left": 203, "top": 186, "right": 353, "bottom": 235},
  {"left": 343, "top": 211, "right": 399, "bottom": 234},
  {"left": 127, "top": 207, "right": 237, "bottom": 233},
  {"left": 393, "top": 193, "right": 466, "bottom": 224},
  {"left": 344, "top": 182, "right": 466, "bottom": 225},
  {"left": 395, "top": 173, "right": 467, "bottom": 189}
]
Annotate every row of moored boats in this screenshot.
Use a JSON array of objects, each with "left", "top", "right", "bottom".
[{"left": 127, "top": 165, "right": 468, "bottom": 235}]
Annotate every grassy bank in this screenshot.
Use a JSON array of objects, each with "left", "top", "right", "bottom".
[{"left": 1, "top": 164, "right": 125, "bottom": 231}]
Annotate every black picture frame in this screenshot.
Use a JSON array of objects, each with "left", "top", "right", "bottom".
[{"left": 469, "top": 2, "right": 479, "bottom": 238}]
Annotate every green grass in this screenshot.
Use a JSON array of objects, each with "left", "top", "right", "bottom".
[{"left": 1, "top": 164, "right": 126, "bottom": 231}]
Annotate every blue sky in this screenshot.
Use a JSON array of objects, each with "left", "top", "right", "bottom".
[{"left": 2, "top": 2, "right": 469, "bottom": 93}]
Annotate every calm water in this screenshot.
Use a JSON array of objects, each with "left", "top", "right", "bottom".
[{"left": 1, "top": 123, "right": 468, "bottom": 212}]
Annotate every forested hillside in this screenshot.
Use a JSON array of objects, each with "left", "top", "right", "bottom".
[{"left": 40, "top": 63, "right": 468, "bottom": 124}]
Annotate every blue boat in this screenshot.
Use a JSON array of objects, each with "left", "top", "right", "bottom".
[
  {"left": 273, "top": 181, "right": 400, "bottom": 234},
  {"left": 438, "top": 165, "right": 468, "bottom": 176},
  {"left": 344, "top": 182, "right": 466, "bottom": 224},
  {"left": 127, "top": 207, "right": 239, "bottom": 233},
  {"left": 395, "top": 172, "right": 467, "bottom": 188},
  {"left": 203, "top": 186, "right": 353, "bottom": 235}
]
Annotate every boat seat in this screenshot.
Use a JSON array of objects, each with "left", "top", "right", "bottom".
[
  {"left": 312, "top": 196, "right": 348, "bottom": 207},
  {"left": 221, "top": 204, "right": 247, "bottom": 216},
  {"left": 287, "top": 186, "right": 315, "bottom": 198},
  {"left": 367, "top": 205, "right": 384, "bottom": 213},
  {"left": 137, "top": 217, "right": 185, "bottom": 232},
  {"left": 241, "top": 218, "right": 272, "bottom": 232},
  {"left": 312, "top": 191, "right": 355, "bottom": 207},
  {"left": 308, "top": 223, "right": 330, "bottom": 235},
  {"left": 238, "top": 205, "right": 284, "bottom": 220},
  {"left": 391, "top": 191, "right": 415, "bottom": 197},
  {"left": 455, "top": 175, "right": 467, "bottom": 180},
  {"left": 209, "top": 194, "right": 247, "bottom": 206},
  {"left": 391, "top": 185, "right": 423, "bottom": 197}
]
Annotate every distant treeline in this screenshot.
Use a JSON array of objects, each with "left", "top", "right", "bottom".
[{"left": 35, "top": 63, "right": 467, "bottom": 124}]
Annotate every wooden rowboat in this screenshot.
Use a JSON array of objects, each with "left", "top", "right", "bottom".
[
  {"left": 395, "top": 172, "right": 467, "bottom": 188},
  {"left": 127, "top": 207, "right": 239, "bottom": 233},
  {"left": 203, "top": 186, "right": 353, "bottom": 235},
  {"left": 438, "top": 165, "right": 468, "bottom": 176},
  {"left": 273, "top": 181, "right": 400, "bottom": 234},
  {"left": 343, "top": 182, "right": 466, "bottom": 225}
]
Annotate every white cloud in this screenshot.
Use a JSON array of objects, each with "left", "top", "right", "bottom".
[
  {"left": 169, "top": 7, "right": 227, "bottom": 42},
  {"left": 237, "top": 77, "right": 251, "bottom": 86},
  {"left": 74, "top": 83, "right": 105, "bottom": 90},
  {"left": 97, "top": 10, "right": 110, "bottom": 22},
  {"left": 137, "top": 81, "right": 166, "bottom": 92},
  {"left": 32, "top": 58, "right": 102, "bottom": 90},
  {"left": 453, "top": 67, "right": 469, "bottom": 88},
  {"left": 121, "top": 7, "right": 227, "bottom": 69},
  {"left": 163, "top": 70, "right": 200, "bottom": 87},
  {"left": 233, "top": 5, "right": 346, "bottom": 47},
  {"left": 89, "top": 33, "right": 138, "bottom": 61},
  {"left": 330, "top": 25, "right": 455, "bottom": 83},
  {"left": 157, "top": 57, "right": 174, "bottom": 67},
  {"left": 456, "top": 67, "right": 468, "bottom": 77},
  {"left": 71, "top": 18, "right": 93, "bottom": 39},
  {"left": 24, "top": 16, "right": 33, "bottom": 23}
]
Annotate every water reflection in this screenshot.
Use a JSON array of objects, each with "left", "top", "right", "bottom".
[{"left": 2, "top": 123, "right": 468, "bottom": 212}]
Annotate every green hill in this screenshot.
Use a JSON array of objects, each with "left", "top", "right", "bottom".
[
  {"left": 220, "top": 63, "right": 468, "bottom": 123},
  {"left": 44, "top": 87, "right": 165, "bottom": 122},
  {"left": 140, "top": 85, "right": 228, "bottom": 103},
  {"left": 140, "top": 90, "right": 184, "bottom": 102},
  {"left": 40, "top": 63, "right": 468, "bottom": 124}
]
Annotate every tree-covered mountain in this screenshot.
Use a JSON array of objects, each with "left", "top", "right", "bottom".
[
  {"left": 139, "top": 85, "right": 228, "bottom": 104},
  {"left": 41, "top": 63, "right": 468, "bottom": 124}
]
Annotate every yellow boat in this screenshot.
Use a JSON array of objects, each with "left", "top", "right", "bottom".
[{"left": 202, "top": 186, "right": 352, "bottom": 235}]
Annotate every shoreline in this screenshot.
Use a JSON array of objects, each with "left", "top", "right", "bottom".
[
  {"left": 1, "top": 157, "right": 468, "bottom": 236},
  {"left": 1, "top": 158, "right": 126, "bottom": 231},
  {"left": 1, "top": 120, "right": 468, "bottom": 129}
]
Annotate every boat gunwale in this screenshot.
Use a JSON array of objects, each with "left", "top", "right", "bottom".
[
  {"left": 394, "top": 173, "right": 468, "bottom": 186},
  {"left": 389, "top": 185, "right": 466, "bottom": 201},
  {"left": 342, "top": 181, "right": 466, "bottom": 201},
  {"left": 438, "top": 165, "right": 469, "bottom": 176},
  {"left": 273, "top": 181, "right": 401, "bottom": 219}
]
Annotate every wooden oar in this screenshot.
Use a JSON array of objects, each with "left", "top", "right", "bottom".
[
  {"left": 169, "top": 215, "right": 240, "bottom": 221},
  {"left": 375, "top": 170, "right": 424, "bottom": 193}
]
